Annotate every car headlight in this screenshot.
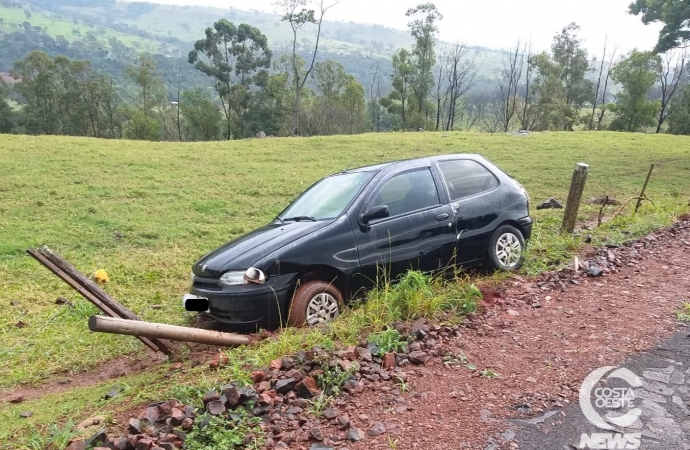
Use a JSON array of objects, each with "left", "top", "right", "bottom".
[{"left": 219, "top": 268, "right": 267, "bottom": 286}]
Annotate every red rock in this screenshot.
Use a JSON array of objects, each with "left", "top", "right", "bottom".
[
  {"left": 295, "top": 376, "right": 317, "bottom": 399},
  {"left": 135, "top": 438, "right": 153, "bottom": 450},
  {"left": 65, "top": 440, "right": 85, "bottom": 450},
  {"left": 202, "top": 391, "right": 220, "bottom": 405},
  {"left": 284, "top": 368, "right": 303, "bottom": 383},
  {"left": 251, "top": 370, "right": 265, "bottom": 383},
  {"left": 181, "top": 418, "right": 194, "bottom": 431},
  {"left": 158, "top": 400, "right": 178, "bottom": 415},
  {"left": 209, "top": 353, "right": 229, "bottom": 369},
  {"left": 169, "top": 363, "right": 183, "bottom": 371},
  {"left": 9, "top": 394, "right": 23, "bottom": 404},
  {"left": 343, "top": 346, "right": 358, "bottom": 361},
  {"left": 258, "top": 393, "right": 274, "bottom": 406},
  {"left": 206, "top": 400, "right": 226, "bottom": 416},
  {"left": 126, "top": 435, "right": 145, "bottom": 448},
  {"left": 170, "top": 408, "right": 185, "bottom": 426},
  {"left": 140, "top": 406, "right": 160, "bottom": 424},
  {"left": 270, "top": 358, "right": 282, "bottom": 370},
  {"left": 382, "top": 352, "right": 396, "bottom": 368},
  {"left": 222, "top": 385, "right": 240, "bottom": 406}
]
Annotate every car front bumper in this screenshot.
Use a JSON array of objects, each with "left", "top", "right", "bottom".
[{"left": 186, "top": 273, "right": 296, "bottom": 330}]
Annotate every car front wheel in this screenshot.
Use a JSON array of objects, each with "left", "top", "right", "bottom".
[
  {"left": 287, "top": 280, "right": 343, "bottom": 327},
  {"left": 487, "top": 225, "right": 526, "bottom": 271}
]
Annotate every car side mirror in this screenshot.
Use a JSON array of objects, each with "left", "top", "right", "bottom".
[{"left": 360, "top": 205, "right": 389, "bottom": 224}]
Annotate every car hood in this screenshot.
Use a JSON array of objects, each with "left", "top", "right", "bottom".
[{"left": 192, "top": 220, "right": 330, "bottom": 278}]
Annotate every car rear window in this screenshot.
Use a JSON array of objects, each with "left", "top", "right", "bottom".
[{"left": 437, "top": 159, "right": 499, "bottom": 200}]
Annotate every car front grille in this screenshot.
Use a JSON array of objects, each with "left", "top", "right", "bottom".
[{"left": 193, "top": 278, "right": 222, "bottom": 291}]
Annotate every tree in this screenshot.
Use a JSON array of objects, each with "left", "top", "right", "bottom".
[
  {"left": 551, "top": 23, "right": 593, "bottom": 130},
  {"left": 276, "top": 0, "right": 339, "bottom": 135},
  {"left": 609, "top": 50, "right": 661, "bottom": 132},
  {"left": 445, "top": 43, "right": 478, "bottom": 131},
  {"left": 301, "top": 60, "right": 368, "bottom": 135},
  {"left": 367, "top": 63, "right": 384, "bottom": 132},
  {"left": 12, "top": 51, "right": 62, "bottom": 135},
  {"left": 656, "top": 51, "right": 687, "bottom": 132},
  {"left": 497, "top": 40, "right": 524, "bottom": 132},
  {"left": 406, "top": 3, "right": 442, "bottom": 119},
  {"left": 589, "top": 37, "right": 609, "bottom": 130},
  {"left": 180, "top": 88, "right": 222, "bottom": 141},
  {"left": 380, "top": 48, "right": 415, "bottom": 129},
  {"left": 125, "top": 109, "right": 160, "bottom": 140},
  {"left": 432, "top": 47, "right": 448, "bottom": 131},
  {"left": 0, "top": 79, "right": 15, "bottom": 133},
  {"left": 596, "top": 49, "right": 620, "bottom": 130},
  {"left": 667, "top": 84, "right": 690, "bottom": 134},
  {"left": 629, "top": 0, "right": 690, "bottom": 53},
  {"left": 520, "top": 41, "right": 538, "bottom": 131},
  {"left": 125, "top": 53, "right": 166, "bottom": 118},
  {"left": 188, "top": 19, "right": 271, "bottom": 139}
]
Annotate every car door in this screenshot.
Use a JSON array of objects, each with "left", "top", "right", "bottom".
[
  {"left": 351, "top": 166, "right": 455, "bottom": 289},
  {"left": 435, "top": 159, "right": 504, "bottom": 265}
]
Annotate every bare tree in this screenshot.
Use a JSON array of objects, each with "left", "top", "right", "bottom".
[
  {"left": 482, "top": 88, "right": 503, "bottom": 133},
  {"left": 656, "top": 50, "right": 687, "bottom": 133},
  {"left": 175, "top": 64, "right": 183, "bottom": 141},
  {"left": 464, "top": 89, "right": 491, "bottom": 131},
  {"left": 276, "top": 0, "right": 339, "bottom": 136},
  {"left": 589, "top": 36, "right": 608, "bottom": 130},
  {"left": 432, "top": 47, "right": 448, "bottom": 131},
  {"left": 368, "top": 63, "right": 383, "bottom": 132},
  {"left": 520, "top": 41, "right": 536, "bottom": 131},
  {"left": 596, "top": 47, "right": 619, "bottom": 131},
  {"left": 445, "top": 43, "right": 479, "bottom": 131},
  {"left": 497, "top": 40, "right": 524, "bottom": 132}
]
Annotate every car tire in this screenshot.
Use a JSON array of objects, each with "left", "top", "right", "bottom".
[
  {"left": 487, "top": 225, "right": 526, "bottom": 272},
  {"left": 287, "top": 280, "right": 343, "bottom": 327}
]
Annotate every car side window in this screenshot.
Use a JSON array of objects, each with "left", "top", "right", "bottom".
[
  {"left": 437, "top": 159, "right": 499, "bottom": 201},
  {"left": 370, "top": 168, "right": 440, "bottom": 218}
]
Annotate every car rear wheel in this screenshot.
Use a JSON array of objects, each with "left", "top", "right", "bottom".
[
  {"left": 287, "top": 280, "right": 343, "bottom": 327},
  {"left": 487, "top": 225, "right": 526, "bottom": 271}
]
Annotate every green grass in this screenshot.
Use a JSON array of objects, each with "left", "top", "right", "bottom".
[{"left": 1, "top": 130, "right": 689, "bottom": 445}]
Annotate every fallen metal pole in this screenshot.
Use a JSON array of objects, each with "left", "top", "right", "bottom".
[
  {"left": 89, "top": 315, "right": 250, "bottom": 347},
  {"left": 28, "top": 246, "right": 172, "bottom": 355}
]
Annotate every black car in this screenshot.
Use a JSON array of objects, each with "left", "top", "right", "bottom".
[{"left": 183, "top": 154, "right": 532, "bottom": 330}]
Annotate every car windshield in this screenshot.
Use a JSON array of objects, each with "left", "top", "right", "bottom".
[{"left": 279, "top": 171, "right": 375, "bottom": 221}]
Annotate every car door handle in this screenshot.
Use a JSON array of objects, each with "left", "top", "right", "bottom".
[{"left": 436, "top": 213, "right": 449, "bottom": 222}]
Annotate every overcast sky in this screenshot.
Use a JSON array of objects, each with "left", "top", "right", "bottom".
[{"left": 143, "top": 0, "right": 663, "bottom": 55}]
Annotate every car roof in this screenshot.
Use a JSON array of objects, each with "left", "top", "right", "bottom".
[{"left": 341, "top": 154, "right": 487, "bottom": 174}]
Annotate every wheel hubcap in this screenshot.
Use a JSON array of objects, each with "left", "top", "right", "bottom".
[
  {"left": 306, "top": 293, "right": 339, "bottom": 326},
  {"left": 496, "top": 233, "right": 522, "bottom": 269}
]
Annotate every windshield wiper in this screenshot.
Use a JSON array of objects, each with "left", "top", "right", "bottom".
[{"left": 283, "top": 216, "right": 317, "bottom": 222}]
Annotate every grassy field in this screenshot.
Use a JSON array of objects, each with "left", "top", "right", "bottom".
[
  {"left": 1, "top": 130, "right": 689, "bottom": 445},
  {"left": 0, "top": 6, "right": 164, "bottom": 53}
]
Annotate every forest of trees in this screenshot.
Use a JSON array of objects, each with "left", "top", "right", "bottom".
[{"left": 1, "top": 0, "right": 690, "bottom": 140}]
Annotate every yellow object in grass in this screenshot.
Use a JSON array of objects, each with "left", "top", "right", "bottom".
[{"left": 94, "top": 269, "right": 110, "bottom": 283}]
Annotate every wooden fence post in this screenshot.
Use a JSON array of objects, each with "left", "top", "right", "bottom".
[
  {"left": 561, "top": 163, "right": 590, "bottom": 233},
  {"left": 634, "top": 164, "right": 655, "bottom": 216}
]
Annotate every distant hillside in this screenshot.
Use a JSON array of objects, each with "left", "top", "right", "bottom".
[{"left": 0, "top": 0, "right": 513, "bottom": 93}]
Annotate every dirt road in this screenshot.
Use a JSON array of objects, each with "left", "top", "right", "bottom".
[{"left": 336, "top": 221, "right": 690, "bottom": 450}]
